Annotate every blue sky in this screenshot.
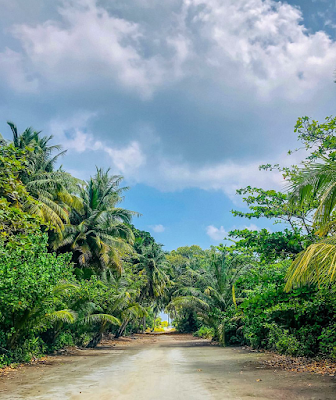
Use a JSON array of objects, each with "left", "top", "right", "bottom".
[{"left": 0, "top": 0, "right": 335, "bottom": 250}]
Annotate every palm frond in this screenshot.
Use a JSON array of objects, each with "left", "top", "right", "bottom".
[
  {"left": 45, "top": 310, "right": 77, "bottom": 324},
  {"left": 285, "top": 236, "right": 336, "bottom": 290},
  {"left": 85, "top": 313, "right": 120, "bottom": 326}
]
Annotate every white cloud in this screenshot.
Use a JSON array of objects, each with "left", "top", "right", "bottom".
[
  {"left": 48, "top": 111, "right": 287, "bottom": 197},
  {"left": 149, "top": 224, "right": 166, "bottom": 233},
  {"left": 138, "top": 156, "right": 285, "bottom": 199},
  {"left": 47, "top": 110, "right": 294, "bottom": 199},
  {"left": 6, "top": 0, "right": 188, "bottom": 97},
  {"left": 0, "top": 48, "right": 38, "bottom": 93},
  {"left": 206, "top": 223, "right": 262, "bottom": 242},
  {"left": 206, "top": 225, "right": 227, "bottom": 241},
  {"left": 49, "top": 112, "right": 146, "bottom": 175},
  {"left": 183, "top": 0, "right": 336, "bottom": 100},
  {"left": 6, "top": 0, "right": 333, "bottom": 200},
  {"left": 244, "top": 223, "right": 260, "bottom": 231},
  {"left": 104, "top": 141, "right": 146, "bottom": 175},
  {"left": 1, "top": 0, "right": 334, "bottom": 101},
  {"left": 49, "top": 112, "right": 101, "bottom": 153}
]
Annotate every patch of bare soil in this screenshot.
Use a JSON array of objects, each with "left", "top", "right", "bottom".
[{"left": 262, "top": 353, "right": 336, "bottom": 377}]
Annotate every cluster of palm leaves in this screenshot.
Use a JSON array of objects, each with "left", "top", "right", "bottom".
[
  {"left": 2, "top": 122, "right": 137, "bottom": 273},
  {"left": 286, "top": 158, "right": 336, "bottom": 289},
  {"left": 54, "top": 168, "right": 138, "bottom": 274}
]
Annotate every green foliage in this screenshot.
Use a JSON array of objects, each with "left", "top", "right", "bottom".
[
  {"left": 318, "top": 323, "right": 336, "bottom": 359},
  {"left": 229, "top": 228, "right": 309, "bottom": 261},
  {"left": 1, "top": 114, "right": 336, "bottom": 366},
  {"left": 0, "top": 199, "right": 41, "bottom": 239},
  {"left": 54, "top": 168, "right": 136, "bottom": 274},
  {"left": 194, "top": 326, "right": 215, "bottom": 339},
  {"left": 0, "top": 233, "right": 73, "bottom": 364},
  {"left": 0, "top": 144, "right": 33, "bottom": 208},
  {"left": 232, "top": 186, "right": 313, "bottom": 234},
  {"left": 232, "top": 262, "right": 336, "bottom": 357},
  {"left": 294, "top": 116, "right": 336, "bottom": 161},
  {"left": 172, "top": 310, "right": 201, "bottom": 333}
]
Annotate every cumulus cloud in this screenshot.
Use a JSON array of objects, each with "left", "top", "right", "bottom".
[
  {"left": 206, "top": 222, "right": 260, "bottom": 242},
  {"left": 46, "top": 109, "right": 303, "bottom": 199},
  {"left": 141, "top": 157, "right": 284, "bottom": 198},
  {"left": 0, "top": 0, "right": 334, "bottom": 101},
  {"left": 46, "top": 110, "right": 288, "bottom": 197},
  {"left": 149, "top": 224, "right": 166, "bottom": 233},
  {"left": 6, "top": 0, "right": 190, "bottom": 97},
  {"left": 185, "top": 0, "right": 336, "bottom": 100},
  {"left": 49, "top": 112, "right": 101, "bottom": 153},
  {"left": 49, "top": 112, "right": 146, "bottom": 176},
  {"left": 104, "top": 141, "right": 146, "bottom": 176},
  {"left": 0, "top": 48, "right": 38, "bottom": 93},
  {"left": 206, "top": 225, "right": 227, "bottom": 241},
  {"left": 0, "top": 0, "right": 335, "bottom": 201}
]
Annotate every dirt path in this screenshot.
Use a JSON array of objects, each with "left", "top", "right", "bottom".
[{"left": 0, "top": 334, "right": 334, "bottom": 399}]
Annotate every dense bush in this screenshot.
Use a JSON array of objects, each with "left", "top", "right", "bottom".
[
  {"left": 0, "top": 233, "right": 73, "bottom": 366},
  {"left": 172, "top": 310, "right": 201, "bottom": 333},
  {"left": 230, "top": 262, "right": 336, "bottom": 358},
  {"left": 194, "top": 326, "right": 215, "bottom": 339},
  {"left": 319, "top": 323, "right": 336, "bottom": 359}
]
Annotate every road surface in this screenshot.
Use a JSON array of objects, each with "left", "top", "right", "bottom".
[{"left": 0, "top": 334, "right": 334, "bottom": 399}]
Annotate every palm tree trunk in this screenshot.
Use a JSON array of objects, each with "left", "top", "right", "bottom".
[
  {"left": 86, "top": 332, "right": 103, "bottom": 348},
  {"left": 115, "top": 318, "right": 129, "bottom": 338}
]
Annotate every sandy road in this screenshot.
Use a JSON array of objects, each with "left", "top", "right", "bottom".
[{"left": 0, "top": 334, "right": 334, "bottom": 400}]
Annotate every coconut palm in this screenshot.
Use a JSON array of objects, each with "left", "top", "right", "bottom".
[
  {"left": 168, "top": 248, "right": 253, "bottom": 342},
  {"left": 290, "top": 158, "right": 336, "bottom": 234},
  {"left": 54, "top": 168, "right": 137, "bottom": 273},
  {"left": 135, "top": 242, "right": 170, "bottom": 300},
  {"left": 7, "top": 121, "right": 66, "bottom": 170},
  {"left": 6, "top": 122, "right": 77, "bottom": 232},
  {"left": 113, "top": 241, "right": 170, "bottom": 337},
  {"left": 285, "top": 236, "right": 336, "bottom": 290},
  {"left": 7, "top": 283, "right": 77, "bottom": 350},
  {"left": 286, "top": 158, "right": 336, "bottom": 290}
]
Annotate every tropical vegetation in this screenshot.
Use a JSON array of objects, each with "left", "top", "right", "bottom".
[{"left": 0, "top": 114, "right": 336, "bottom": 367}]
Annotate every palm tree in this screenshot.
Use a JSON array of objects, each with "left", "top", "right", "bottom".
[
  {"left": 286, "top": 159, "right": 336, "bottom": 289},
  {"left": 285, "top": 236, "right": 336, "bottom": 290},
  {"left": 55, "top": 168, "right": 137, "bottom": 274},
  {"left": 168, "top": 248, "right": 253, "bottom": 343},
  {"left": 115, "top": 241, "right": 170, "bottom": 337},
  {"left": 135, "top": 242, "right": 170, "bottom": 300},
  {"left": 7, "top": 121, "right": 66, "bottom": 170},
  {"left": 290, "top": 158, "right": 336, "bottom": 234},
  {"left": 7, "top": 283, "right": 77, "bottom": 350},
  {"left": 6, "top": 122, "right": 77, "bottom": 232}
]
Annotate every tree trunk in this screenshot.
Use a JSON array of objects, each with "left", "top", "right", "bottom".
[
  {"left": 115, "top": 318, "right": 129, "bottom": 338},
  {"left": 142, "top": 315, "right": 146, "bottom": 333},
  {"left": 86, "top": 332, "right": 103, "bottom": 348}
]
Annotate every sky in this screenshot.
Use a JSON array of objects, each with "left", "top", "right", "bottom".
[{"left": 0, "top": 0, "right": 335, "bottom": 250}]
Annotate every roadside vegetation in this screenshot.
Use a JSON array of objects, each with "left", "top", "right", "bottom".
[
  {"left": 0, "top": 115, "right": 335, "bottom": 367},
  {"left": 167, "top": 115, "right": 336, "bottom": 359}
]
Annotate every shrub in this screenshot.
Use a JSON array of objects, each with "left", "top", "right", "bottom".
[
  {"left": 319, "top": 323, "right": 336, "bottom": 359},
  {"left": 0, "top": 233, "right": 73, "bottom": 365},
  {"left": 265, "top": 323, "right": 301, "bottom": 356},
  {"left": 194, "top": 326, "right": 215, "bottom": 339}
]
